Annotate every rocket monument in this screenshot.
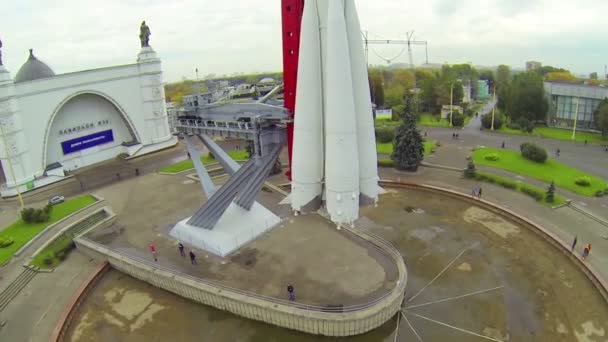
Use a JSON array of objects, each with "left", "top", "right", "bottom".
[{"left": 290, "top": 0, "right": 380, "bottom": 226}]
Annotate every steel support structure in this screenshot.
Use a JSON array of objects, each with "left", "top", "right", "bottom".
[{"left": 281, "top": 0, "right": 304, "bottom": 180}]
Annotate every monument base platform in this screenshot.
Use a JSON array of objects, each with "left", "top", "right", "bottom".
[{"left": 169, "top": 202, "right": 281, "bottom": 257}]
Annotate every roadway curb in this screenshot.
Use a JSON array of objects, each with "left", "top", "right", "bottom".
[
  {"left": 49, "top": 261, "right": 110, "bottom": 342},
  {"left": 379, "top": 179, "right": 608, "bottom": 304}
]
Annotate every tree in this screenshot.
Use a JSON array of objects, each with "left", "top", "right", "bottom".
[
  {"left": 505, "top": 72, "right": 548, "bottom": 122},
  {"left": 546, "top": 181, "right": 556, "bottom": 203},
  {"left": 496, "top": 65, "right": 511, "bottom": 90},
  {"left": 369, "top": 69, "right": 385, "bottom": 107},
  {"left": 593, "top": 98, "right": 608, "bottom": 136},
  {"left": 590, "top": 72, "right": 598, "bottom": 80},
  {"left": 545, "top": 71, "right": 578, "bottom": 83},
  {"left": 464, "top": 161, "right": 476, "bottom": 178},
  {"left": 391, "top": 113, "right": 424, "bottom": 171}
]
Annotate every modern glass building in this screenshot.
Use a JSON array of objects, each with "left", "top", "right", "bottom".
[{"left": 544, "top": 81, "right": 608, "bottom": 130}]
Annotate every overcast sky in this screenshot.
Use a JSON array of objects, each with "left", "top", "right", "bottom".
[{"left": 2, "top": 0, "right": 608, "bottom": 82}]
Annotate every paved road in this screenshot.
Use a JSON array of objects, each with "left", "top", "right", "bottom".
[{"left": 464, "top": 99, "right": 497, "bottom": 132}]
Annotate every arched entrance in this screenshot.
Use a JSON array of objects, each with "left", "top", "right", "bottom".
[{"left": 45, "top": 92, "right": 138, "bottom": 171}]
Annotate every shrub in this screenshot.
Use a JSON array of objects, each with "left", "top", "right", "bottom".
[
  {"left": 484, "top": 153, "right": 500, "bottom": 161},
  {"left": 516, "top": 117, "right": 534, "bottom": 133},
  {"left": 520, "top": 185, "right": 544, "bottom": 201},
  {"left": 378, "top": 159, "right": 395, "bottom": 167},
  {"left": 375, "top": 127, "right": 395, "bottom": 143},
  {"left": 595, "top": 190, "right": 605, "bottom": 197},
  {"left": 496, "top": 178, "right": 518, "bottom": 189},
  {"left": 0, "top": 236, "right": 14, "bottom": 248},
  {"left": 451, "top": 112, "right": 465, "bottom": 127},
  {"left": 43, "top": 257, "right": 53, "bottom": 266},
  {"left": 546, "top": 181, "right": 556, "bottom": 203},
  {"left": 574, "top": 176, "right": 591, "bottom": 187},
  {"left": 464, "top": 161, "right": 476, "bottom": 179},
  {"left": 481, "top": 113, "right": 503, "bottom": 129},
  {"left": 21, "top": 204, "right": 53, "bottom": 224},
  {"left": 520, "top": 142, "right": 547, "bottom": 163}
]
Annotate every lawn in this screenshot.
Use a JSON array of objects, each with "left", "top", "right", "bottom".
[
  {"left": 472, "top": 147, "right": 608, "bottom": 197},
  {"left": 374, "top": 118, "right": 401, "bottom": 127},
  {"left": 0, "top": 194, "right": 97, "bottom": 265},
  {"left": 30, "top": 234, "right": 75, "bottom": 269},
  {"left": 159, "top": 150, "right": 250, "bottom": 174},
  {"left": 376, "top": 140, "right": 438, "bottom": 156},
  {"left": 418, "top": 113, "right": 451, "bottom": 127},
  {"left": 495, "top": 125, "right": 607, "bottom": 145},
  {"left": 472, "top": 171, "right": 567, "bottom": 206}
]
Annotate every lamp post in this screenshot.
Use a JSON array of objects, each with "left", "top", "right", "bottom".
[
  {"left": 449, "top": 82, "right": 454, "bottom": 127},
  {"left": 0, "top": 120, "right": 24, "bottom": 209},
  {"left": 572, "top": 97, "right": 580, "bottom": 140},
  {"left": 491, "top": 86, "right": 496, "bottom": 131}
]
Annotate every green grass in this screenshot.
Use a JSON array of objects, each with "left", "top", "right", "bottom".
[
  {"left": 159, "top": 150, "right": 250, "bottom": 174},
  {"left": 495, "top": 125, "right": 607, "bottom": 144},
  {"left": 30, "top": 234, "right": 75, "bottom": 269},
  {"left": 473, "top": 171, "right": 567, "bottom": 206},
  {"left": 418, "top": 113, "right": 451, "bottom": 127},
  {"left": 0, "top": 195, "right": 97, "bottom": 265},
  {"left": 472, "top": 147, "right": 608, "bottom": 196},
  {"left": 376, "top": 140, "right": 438, "bottom": 156},
  {"left": 374, "top": 118, "right": 401, "bottom": 127}
]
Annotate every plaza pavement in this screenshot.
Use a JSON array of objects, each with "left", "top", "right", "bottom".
[{"left": 0, "top": 130, "right": 607, "bottom": 341}]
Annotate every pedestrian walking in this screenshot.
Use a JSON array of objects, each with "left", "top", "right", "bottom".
[
  {"left": 189, "top": 250, "right": 197, "bottom": 265},
  {"left": 472, "top": 185, "right": 479, "bottom": 198},
  {"left": 571, "top": 236, "right": 578, "bottom": 252},
  {"left": 584, "top": 140, "right": 588, "bottom": 145},
  {"left": 477, "top": 187, "right": 482, "bottom": 199},
  {"left": 116, "top": 172, "right": 120, "bottom": 179},
  {"left": 287, "top": 284, "right": 295, "bottom": 301},
  {"left": 582, "top": 243, "right": 591, "bottom": 260},
  {"left": 452, "top": 133, "right": 456, "bottom": 139},
  {"left": 178, "top": 242, "right": 185, "bottom": 257},
  {"left": 556, "top": 148, "right": 560, "bottom": 157},
  {"left": 149, "top": 244, "right": 157, "bottom": 262},
  {"left": 501, "top": 141, "right": 505, "bottom": 149},
  {"left": 187, "top": 152, "right": 191, "bottom": 159},
  {"left": 135, "top": 168, "right": 140, "bottom": 176}
]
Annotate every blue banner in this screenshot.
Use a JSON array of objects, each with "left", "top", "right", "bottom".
[{"left": 61, "top": 130, "right": 114, "bottom": 154}]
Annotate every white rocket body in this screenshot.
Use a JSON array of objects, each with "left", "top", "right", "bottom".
[
  {"left": 291, "top": 0, "right": 324, "bottom": 211},
  {"left": 291, "top": 0, "right": 378, "bottom": 225}
]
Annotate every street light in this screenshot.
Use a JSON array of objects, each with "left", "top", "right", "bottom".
[
  {"left": 449, "top": 82, "right": 454, "bottom": 128},
  {"left": 491, "top": 86, "right": 496, "bottom": 131},
  {"left": 572, "top": 97, "right": 580, "bottom": 140}
]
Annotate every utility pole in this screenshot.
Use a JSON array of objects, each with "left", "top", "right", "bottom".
[
  {"left": 491, "top": 86, "right": 496, "bottom": 131},
  {"left": 572, "top": 97, "right": 580, "bottom": 140},
  {"left": 0, "top": 121, "right": 24, "bottom": 209},
  {"left": 450, "top": 83, "right": 454, "bottom": 127}
]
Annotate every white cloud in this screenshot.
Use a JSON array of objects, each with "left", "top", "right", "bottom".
[{"left": 1, "top": 0, "right": 607, "bottom": 82}]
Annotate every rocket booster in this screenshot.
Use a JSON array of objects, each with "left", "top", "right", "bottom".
[
  {"left": 291, "top": 0, "right": 378, "bottom": 225},
  {"left": 291, "top": 0, "right": 324, "bottom": 211}
]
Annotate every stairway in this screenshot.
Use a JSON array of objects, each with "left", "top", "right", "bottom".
[
  {"left": 0, "top": 267, "right": 38, "bottom": 313},
  {"left": 69, "top": 210, "right": 109, "bottom": 238}
]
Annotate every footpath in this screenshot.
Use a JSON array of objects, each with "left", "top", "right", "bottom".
[{"left": 379, "top": 166, "right": 608, "bottom": 286}]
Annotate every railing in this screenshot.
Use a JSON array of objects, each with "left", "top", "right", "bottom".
[
  {"left": 176, "top": 119, "right": 255, "bottom": 131},
  {"left": 77, "top": 228, "right": 406, "bottom": 314}
]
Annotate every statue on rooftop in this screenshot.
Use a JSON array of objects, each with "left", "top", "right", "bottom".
[{"left": 139, "top": 21, "right": 151, "bottom": 48}]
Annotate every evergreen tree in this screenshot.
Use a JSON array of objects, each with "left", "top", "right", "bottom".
[
  {"left": 391, "top": 112, "right": 424, "bottom": 171},
  {"left": 464, "top": 161, "right": 476, "bottom": 179},
  {"left": 546, "top": 181, "right": 556, "bottom": 203}
]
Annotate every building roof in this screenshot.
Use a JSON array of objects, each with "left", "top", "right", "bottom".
[
  {"left": 14, "top": 49, "right": 56, "bottom": 83},
  {"left": 259, "top": 77, "right": 275, "bottom": 84}
]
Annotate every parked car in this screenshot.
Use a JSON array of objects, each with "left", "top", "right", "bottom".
[{"left": 49, "top": 195, "right": 65, "bottom": 205}]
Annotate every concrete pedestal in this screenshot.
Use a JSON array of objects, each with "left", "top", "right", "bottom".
[{"left": 169, "top": 202, "right": 281, "bottom": 257}]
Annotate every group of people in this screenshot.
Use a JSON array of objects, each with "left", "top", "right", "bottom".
[
  {"left": 571, "top": 236, "right": 592, "bottom": 260},
  {"left": 148, "top": 243, "right": 198, "bottom": 265},
  {"left": 452, "top": 133, "right": 460, "bottom": 139}
]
